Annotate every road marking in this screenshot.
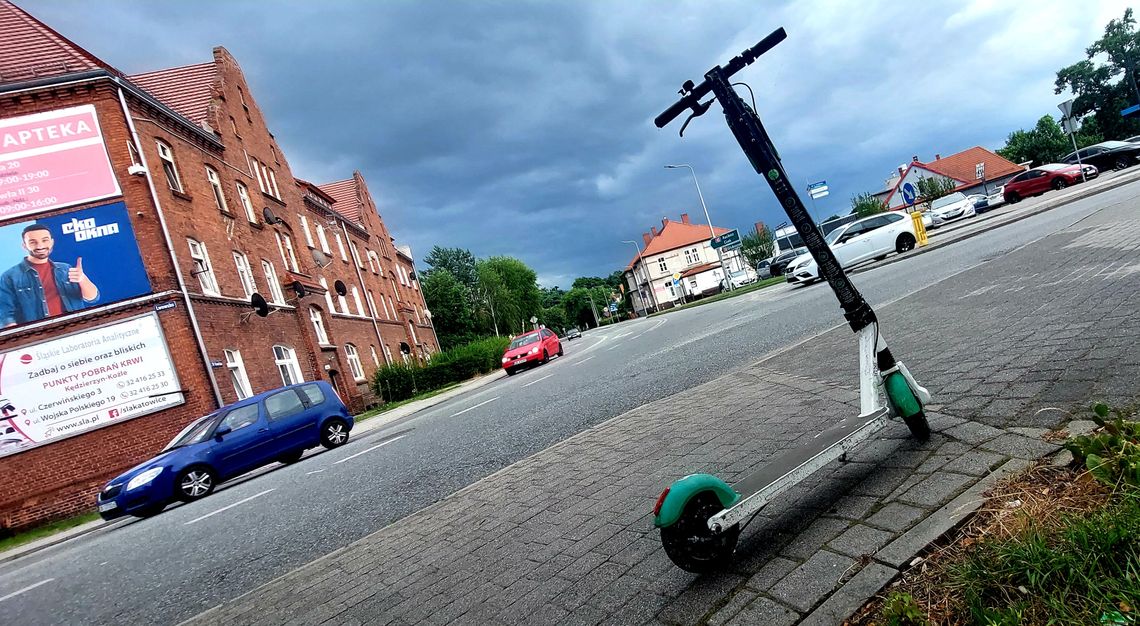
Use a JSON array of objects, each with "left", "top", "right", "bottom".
[
  {"left": 631, "top": 318, "right": 667, "bottom": 339},
  {"left": 332, "top": 434, "right": 407, "bottom": 465},
  {"left": 606, "top": 343, "right": 623, "bottom": 351},
  {"left": 306, "top": 469, "right": 325, "bottom": 475},
  {"left": 184, "top": 489, "right": 275, "bottom": 525},
  {"left": 522, "top": 374, "right": 553, "bottom": 387},
  {"left": 450, "top": 397, "right": 500, "bottom": 418},
  {"left": 0, "top": 579, "right": 54, "bottom": 603},
  {"left": 572, "top": 356, "right": 595, "bottom": 366}
]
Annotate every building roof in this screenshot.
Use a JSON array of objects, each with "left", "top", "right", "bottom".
[
  {"left": 318, "top": 179, "right": 362, "bottom": 222},
  {"left": 922, "top": 146, "right": 1022, "bottom": 183},
  {"left": 0, "top": 0, "right": 116, "bottom": 86},
  {"left": 129, "top": 62, "right": 216, "bottom": 125},
  {"left": 627, "top": 218, "right": 730, "bottom": 269},
  {"left": 680, "top": 261, "right": 721, "bottom": 278}
]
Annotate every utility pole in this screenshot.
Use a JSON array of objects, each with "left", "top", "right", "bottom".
[{"left": 586, "top": 291, "right": 601, "bottom": 328}]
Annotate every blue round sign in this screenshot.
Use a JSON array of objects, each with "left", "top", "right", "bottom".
[{"left": 901, "top": 182, "right": 917, "bottom": 205}]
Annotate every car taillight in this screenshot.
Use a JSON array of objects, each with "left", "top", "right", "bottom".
[{"left": 653, "top": 487, "right": 670, "bottom": 517}]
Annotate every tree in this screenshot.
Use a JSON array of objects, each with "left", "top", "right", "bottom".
[
  {"left": 1054, "top": 9, "right": 1140, "bottom": 142},
  {"left": 540, "top": 286, "right": 564, "bottom": 309},
  {"left": 561, "top": 286, "right": 610, "bottom": 329},
  {"left": 476, "top": 256, "right": 541, "bottom": 335},
  {"left": 571, "top": 276, "right": 608, "bottom": 289},
  {"left": 423, "top": 246, "right": 478, "bottom": 291},
  {"left": 540, "top": 305, "right": 567, "bottom": 333},
  {"left": 914, "top": 176, "right": 957, "bottom": 211},
  {"left": 850, "top": 192, "right": 887, "bottom": 218},
  {"left": 996, "top": 115, "right": 1073, "bottom": 166},
  {"left": 740, "top": 225, "right": 774, "bottom": 269},
  {"left": 420, "top": 270, "right": 475, "bottom": 349}
]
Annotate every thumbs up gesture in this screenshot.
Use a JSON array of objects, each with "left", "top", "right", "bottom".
[{"left": 68, "top": 257, "right": 86, "bottom": 284}]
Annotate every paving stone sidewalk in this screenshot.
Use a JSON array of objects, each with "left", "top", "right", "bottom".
[{"left": 185, "top": 199, "right": 1140, "bottom": 625}]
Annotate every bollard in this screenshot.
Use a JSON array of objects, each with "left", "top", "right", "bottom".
[{"left": 911, "top": 211, "right": 928, "bottom": 246}]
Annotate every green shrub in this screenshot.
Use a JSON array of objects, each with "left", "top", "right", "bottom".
[
  {"left": 371, "top": 336, "right": 510, "bottom": 403},
  {"left": 1064, "top": 403, "right": 1140, "bottom": 489}
]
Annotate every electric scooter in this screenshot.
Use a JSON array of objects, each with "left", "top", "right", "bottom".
[{"left": 651, "top": 28, "right": 932, "bottom": 573}]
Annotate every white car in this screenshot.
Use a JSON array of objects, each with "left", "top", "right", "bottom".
[
  {"left": 929, "top": 192, "right": 976, "bottom": 223},
  {"left": 785, "top": 212, "right": 917, "bottom": 284}
]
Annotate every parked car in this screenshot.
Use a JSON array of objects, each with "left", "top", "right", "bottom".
[
  {"left": 1003, "top": 163, "right": 1092, "bottom": 203},
  {"left": 96, "top": 381, "right": 352, "bottom": 520},
  {"left": 929, "top": 192, "right": 976, "bottom": 223},
  {"left": 502, "top": 328, "right": 562, "bottom": 375},
  {"left": 565, "top": 327, "right": 582, "bottom": 340},
  {"left": 973, "top": 188, "right": 1006, "bottom": 213},
  {"left": 920, "top": 211, "right": 945, "bottom": 230},
  {"left": 785, "top": 212, "right": 917, "bottom": 285},
  {"left": 1062, "top": 140, "right": 1140, "bottom": 171},
  {"left": 727, "top": 270, "right": 755, "bottom": 288},
  {"left": 769, "top": 247, "right": 808, "bottom": 277},
  {"left": 755, "top": 259, "right": 772, "bottom": 280}
]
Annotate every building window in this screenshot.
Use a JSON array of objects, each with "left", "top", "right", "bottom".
[
  {"left": 309, "top": 307, "right": 330, "bottom": 344},
  {"left": 408, "top": 322, "right": 419, "bottom": 346},
  {"left": 337, "top": 290, "right": 350, "bottom": 315},
  {"left": 187, "top": 238, "right": 219, "bottom": 295},
  {"left": 276, "top": 232, "right": 298, "bottom": 272},
  {"left": 262, "top": 260, "right": 285, "bottom": 304},
  {"left": 370, "top": 345, "right": 380, "bottom": 367},
  {"left": 300, "top": 215, "right": 315, "bottom": 247},
  {"left": 365, "top": 290, "right": 379, "bottom": 318},
  {"left": 224, "top": 349, "right": 252, "bottom": 400},
  {"left": 689, "top": 278, "right": 697, "bottom": 291},
  {"left": 319, "top": 277, "right": 335, "bottom": 312},
  {"left": 349, "top": 242, "right": 363, "bottom": 268},
  {"left": 315, "top": 224, "right": 331, "bottom": 254},
  {"left": 345, "top": 344, "right": 365, "bottom": 381},
  {"left": 156, "top": 140, "right": 182, "bottom": 192},
  {"left": 666, "top": 281, "right": 677, "bottom": 299},
  {"left": 335, "top": 232, "right": 348, "bottom": 261},
  {"left": 269, "top": 170, "right": 280, "bottom": 198},
  {"left": 657, "top": 257, "right": 667, "bottom": 273},
  {"left": 684, "top": 247, "right": 700, "bottom": 265},
  {"left": 382, "top": 343, "right": 393, "bottom": 364},
  {"left": 273, "top": 345, "right": 303, "bottom": 386},
  {"left": 206, "top": 166, "right": 229, "bottom": 214},
  {"left": 351, "top": 286, "right": 365, "bottom": 316},
  {"left": 233, "top": 251, "right": 257, "bottom": 298},
  {"left": 385, "top": 295, "right": 396, "bottom": 320},
  {"left": 236, "top": 182, "right": 257, "bottom": 223}
]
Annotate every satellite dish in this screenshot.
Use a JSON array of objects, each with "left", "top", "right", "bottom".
[
  {"left": 250, "top": 293, "right": 270, "bottom": 318},
  {"left": 333, "top": 280, "right": 348, "bottom": 297},
  {"left": 262, "top": 206, "right": 279, "bottom": 224},
  {"left": 290, "top": 281, "right": 307, "bottom": 298},
  {"left": 408, "top": 271, "right": 417, "bottom": 282},
  {"left": 310, "top": 248, "right": 331, "bottom": 268}
]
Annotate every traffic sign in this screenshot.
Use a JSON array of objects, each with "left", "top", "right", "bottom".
[
  {"left": 608, "top": 302, "right": 618, "bottom": 312},
  {"left": 1058, "top": 99, "right": 1073, "bottom": 119},
  {"left": 1123, "top": 104, "right": 1140, "bottom": 117},
  {"left": 672, "top": 272, "right": 681, "bottom": 281},
  {"left": 807, "top": 180, "right": 827, "bottom": 190},
  {"left": 710, "top": 229, "right": 740, "bottom": 249},
  {"left": 901, "top": 182, "right": 917, "bottom": 205},
  {"left": 807, "top": 180, "right": 829, "bottom": 200},
  {"left": 975, "top": 162, "right": 985, "bottom": 181}
]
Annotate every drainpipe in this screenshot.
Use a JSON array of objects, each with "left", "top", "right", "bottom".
[
  {"left": 116, "top": 87, "right": 224, "bottom": 406},
  {"left": 341, "top": 221, "right": 390, "bottom": 365}
]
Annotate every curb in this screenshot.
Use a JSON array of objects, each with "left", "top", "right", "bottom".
[
  {"left": 0, "top": 517, "right": 128, "bottom": 566},
  {"left": 353, "top": 369, "right": 507, "bottom": 434},
  {"left": 850, "top": 169, "right": 1140, "bottom": 276}
]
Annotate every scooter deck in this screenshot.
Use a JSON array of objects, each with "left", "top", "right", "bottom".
[{"left": 709, "top": 408, "right": 890, "bottom": 531}]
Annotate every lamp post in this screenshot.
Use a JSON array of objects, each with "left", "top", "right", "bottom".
[
  {"left": 665, "top": 164, "right": 732, "bottom": 291},
  {"left": 622, "top": 239, "right": 655, "bottom": 317}
]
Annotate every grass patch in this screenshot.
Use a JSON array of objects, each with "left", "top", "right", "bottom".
[
  {"left": 649, "top": 276, "right": 784, "bottom": 316},
  {"left": 357, "top": 381, "right": 464, "bottom": 421},
  {"left": 0, "top": 511, "right": 101, "bottom": 554}
]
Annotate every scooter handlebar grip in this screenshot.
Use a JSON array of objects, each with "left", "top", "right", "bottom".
[
  {"left": 655, "top": 97, "right": 695, "bottom": 128},
  {"left": 741, "top": 28, "right": 787, "bottom": 64}
]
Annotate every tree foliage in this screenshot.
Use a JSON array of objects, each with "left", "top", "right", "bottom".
[
  {"left": 423, "top": 246, "right": 478, "bottom": 291},
  {"left": 475, "top": 256, "right": 541, "bottom": 335},
  {"left": 1054, "top": 8, "right": 1140, "bottom": 142},
  {"left": 561, "top": 286, "right": 610, "bottom": 329},
  {"left": 740, "top": 225, "right": 774, "bottom": 268},
  {"left": 420, "top": 269, "right": 475, "bottom": 350},
  {"left": 850, "top": 192, "right": 888, "bottom": 218},
  {"left": 915, "top": 177, "right": 958, "bottom": 211}
]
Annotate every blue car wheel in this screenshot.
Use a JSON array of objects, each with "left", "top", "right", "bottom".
[
  {"left": 176, "top": 466, "right": 216, "bottom": 502},
  {"left": 321, "top": 418, "right": 349, "bottom": 449}
]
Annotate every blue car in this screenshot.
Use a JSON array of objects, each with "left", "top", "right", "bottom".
[{"left": 97, "top": 381, "right": 352, "bottom": 520}]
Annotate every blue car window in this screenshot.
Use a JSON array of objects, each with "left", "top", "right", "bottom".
[
  {"left": 297, "top": 383, "right": 325, "bottom": 407},
  {"left": 221, "top": 405, "right": 259, "bottom": 432},
  {"left": 265, "top": 389, "right": 305, "bottom": 422}
]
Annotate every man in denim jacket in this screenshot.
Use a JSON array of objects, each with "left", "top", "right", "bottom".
[{"left": 0, "top": 223, "right": 100, "bottom": 327}]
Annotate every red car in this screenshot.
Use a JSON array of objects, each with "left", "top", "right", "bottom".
[
  {"left": 501, "top": 328, "right": 563, "bottom": 375},
  {"left": 1003, "top": 163, "right": 1095, "bottom": 204}
]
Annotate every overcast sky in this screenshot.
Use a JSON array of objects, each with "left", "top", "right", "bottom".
[{"left": 28, "top": 0, "right": 1132, "bottom": 287}]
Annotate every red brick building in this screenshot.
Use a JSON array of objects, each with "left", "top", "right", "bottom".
[{"left": 0, "top": 0, "right": 436, "bottom": 530}]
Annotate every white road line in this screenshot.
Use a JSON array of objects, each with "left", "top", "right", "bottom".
[
  {"left": 0, "top": 579, "right": 54, "bottom": 603},
  {"left": 332, "top": 434, "right": 407, "bottom": 465},
  {"left": 450, "top": 397, "right": 501, "bottom": 418},
  {"left": 572, "top": 356, "right": 595, "bottom": 366},
  {"left": 606, "top": 343, "right": 623, "bottom": 351},
  {"left": 631, "top": 318, "right": 667, "bottom": 340},
  {"left": 306, "top": 469, "right": 325, "bottom": 475},
  {"left": 184, "top": 489, "right": 275, "bottom": 525},
  {"left": 522, "top": 374, "right": 553, "bottom": 387}
]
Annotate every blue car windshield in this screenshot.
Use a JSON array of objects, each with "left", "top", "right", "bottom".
[{"left": 163, "top": 413, "right": 218, "bottom": 451}]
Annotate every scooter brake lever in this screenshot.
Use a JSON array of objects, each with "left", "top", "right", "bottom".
[{"left": 679, "top": 99, "right": 714, "bottom": 137}]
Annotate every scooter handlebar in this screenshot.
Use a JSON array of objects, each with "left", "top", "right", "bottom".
[{"left": 654, "top": 27, "right": 787, "bottom": 129}]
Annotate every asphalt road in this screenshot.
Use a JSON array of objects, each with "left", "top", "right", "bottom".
[{"left": 1, "top": 179, "right": 1135, "bottom": 625}]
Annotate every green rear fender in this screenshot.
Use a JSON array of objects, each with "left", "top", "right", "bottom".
[
  {"left": 884, "top": 371, "right": 922, "bottom": 418},
  {"left": 653, "top": 473, "right": 740, "bottom": 528}
]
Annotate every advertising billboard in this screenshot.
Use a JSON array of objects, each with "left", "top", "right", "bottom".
[
  {"left": 0, "top": 201, "right": 151, "bottom": 329},
  {"left": 1, "top": 104, "right": 121, "bottom": 221},
  {"left": 0, "top": 313, "right": 184, "bottom": 457}
]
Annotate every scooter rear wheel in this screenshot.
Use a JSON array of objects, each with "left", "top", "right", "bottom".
[
  {"left": 660, "top": 491, "right": 740, "bottom": 573},
  {"left": 903, "top": 412, "right": 931, "bottom": 442}
]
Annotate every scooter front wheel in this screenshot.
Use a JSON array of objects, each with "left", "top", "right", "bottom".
[{"left": 660, "top": 491, "right": 740, "bottom": 573}]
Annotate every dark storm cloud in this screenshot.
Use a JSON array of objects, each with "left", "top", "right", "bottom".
[{"left": 27, "top": 0, "right": 1127, "bottom": 287}]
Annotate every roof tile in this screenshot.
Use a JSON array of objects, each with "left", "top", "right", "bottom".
[
  {"left": 628, "top": 219, "right": 730, "bottom": 269},
  {"left": 0, "top": 0, "right": 116, "bottom": 85},
  {"left": 318, "top": 179, "right": 362, "bottom": 222},
  {"left": 129, "top": 62, "right": 216, "bottom": 124},
  {"left": 922, "top": 146, "right": 1022, "bottom": 183}
]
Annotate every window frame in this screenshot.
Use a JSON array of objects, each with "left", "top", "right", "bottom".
[
  {"left": 316, "top": 223, "right": 331, "bottom": 254},
  {"left": 273, "top": 345, "right": 304, "bottom": 386},
  {"left": 156, "top": 140, "right": 183, "bottom": 193},
  {"left": 236, "top": 182, "right": 257, "bottom": 223},
  {"left": 233, "top": 251, "right": 257, "bottom": 299},
  {"left": 261, "top": 260, "right": 286, "bottom": 305},
  {"left": 187, "top": 238, "right": 219, "bottom": 296},
  {"left": 657, "top": 257, "right": 667, "bottom": 273},
  {"left": 351, "top": 286, "right": 365, "bottom": 317},
  {"left": 345, "top": 344, "right": 366, "bottom": 381},
  {"left": 309, "top": 306, "right": 330, "bottom": 344},
  {"left": 205, "top": 166, "right": 229, "bottom": 214},
  {"left": 335, "top": 232, "right": 348, "bottom": 262},
  {"left": 224, "top": 349, "right": 253, "bottom": 400}
]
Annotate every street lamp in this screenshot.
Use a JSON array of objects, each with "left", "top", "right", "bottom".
[
  {"left": 622, "top": 239, "right": 654, "bottom": 317},
  {"left": 665, "top": 164, "right": 733, "bottom": 291}
]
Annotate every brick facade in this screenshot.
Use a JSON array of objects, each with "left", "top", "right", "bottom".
[{"left": 0, "top": 2, "right": 437, "bottom": 531}]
